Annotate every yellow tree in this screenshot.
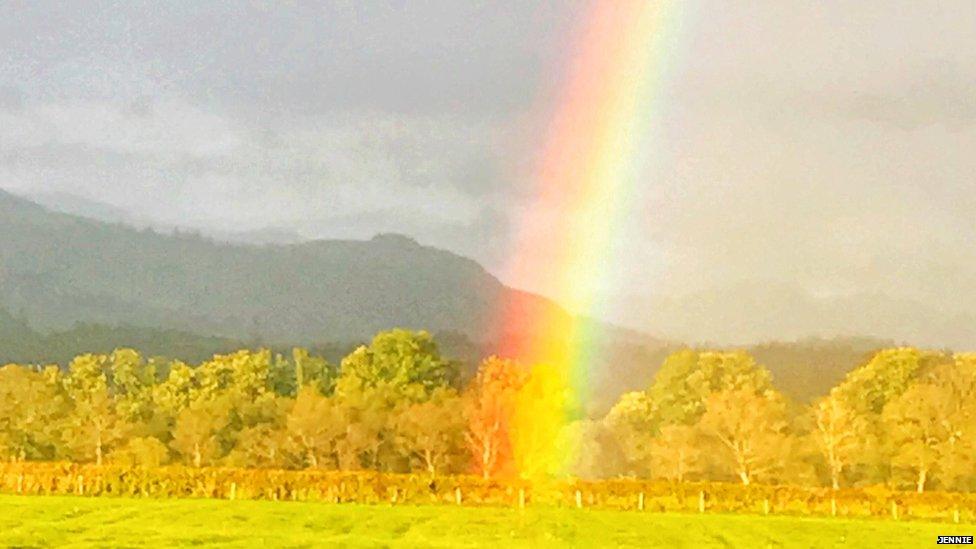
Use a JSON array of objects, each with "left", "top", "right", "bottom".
[
  {"left": 393, "top": 387, "right": 466, "bottom": 475},
  {"left": 698, "top": 388, "right": 790, "bottom": 485},
  {"left": 604, "top": 391, "right": 656, "bottom": 476},
  {"left": 285, "top": 387, "right": 343, "bottom": 469},
  {"left": 882, "top": 354, "right": 976, "bottom": 493},
  {"left": 939, "top": 354, "right": 976, "bottom": 490},
  {"left": 0, "top": 364, "right": 68, "bottom": 461},
  {"left": 63, "top": 354, "right": 128, "bottom": 465},
  {"left": 812, "top": 389, "right": 863, "bottom": 490},
  {"left": 170, "top": 398, "right": 230, "bottom": 467},
  {"left": 511, "top": 363, "right": 569, "bottom": 480},
  {"left": 649, "top": 424, "right": 701, "bottom": 482},
  {"left": 462, "top": 356, "right": 527, "bottom": 478}
]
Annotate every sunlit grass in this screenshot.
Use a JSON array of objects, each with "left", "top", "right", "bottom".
[{"left": 1, "top": 495, "right": 971, "bottom": 548}]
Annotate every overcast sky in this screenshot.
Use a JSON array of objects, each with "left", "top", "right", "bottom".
[{"left": 2, "top": 1, "right": 975, "bottom": 337}]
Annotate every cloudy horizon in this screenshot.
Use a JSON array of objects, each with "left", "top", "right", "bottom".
[{"left": 2, "top": 1, "right": 975, "bottom": 346}]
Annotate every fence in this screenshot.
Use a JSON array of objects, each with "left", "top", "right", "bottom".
[{"left": 1, "top": 463, "right": 973, "bottom": 523}]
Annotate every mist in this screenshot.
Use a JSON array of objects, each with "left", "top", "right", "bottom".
[{"left": 2, "top": 1, "right": 974, "bottom": 347}]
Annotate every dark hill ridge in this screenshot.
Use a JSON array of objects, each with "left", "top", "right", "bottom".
[
  {"left": 0, "top": 190, "right": 896, "bottom": 413},
  {"left": 0, "top": 189, "right": 579, "bottom": 345}
]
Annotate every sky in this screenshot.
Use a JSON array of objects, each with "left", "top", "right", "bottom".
[{"left": 1, "top": 1, "right": 975, "bottom": 345}]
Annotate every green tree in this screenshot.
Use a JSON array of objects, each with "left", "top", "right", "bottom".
[
  {"left": 648, "top": 351, "right": 775, "bottom": 427},
  {"left": 832, "top": 347, "right": 952, "bottom": 484},
  {"left": 291, "top": 348, "right": 336, "bottom": 396},
  {"left": 337, "top": 329, "right": 457, "bottom": 401},
  {"left": 107, "top": 348, "right": 155, "bottom": 422}
]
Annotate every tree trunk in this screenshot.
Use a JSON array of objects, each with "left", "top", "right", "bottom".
[
  {"left": 676, "top": 449, "right": 686, "bottom": 483},
  {"left": 916, "top": 468, "right": 927, "bottom": 493},
  {"left": 831, "top": 470, "right": 840, "bottom": 491},
  {"left": 95, "top": 430, "right": 103, "bottom": 466},
  {"left": 739, "top": 470, "right": 751, "bottom": 486},
  {"left": 481, "top": 440, "right": 492, "bottom": 479}
]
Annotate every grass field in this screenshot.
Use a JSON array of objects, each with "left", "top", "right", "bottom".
[{"left": 0, "top": 495, "right": 971, "bottom": 548}]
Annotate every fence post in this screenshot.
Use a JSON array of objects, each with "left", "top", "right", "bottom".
[
  {"left": 455, "top": 487, "right": 462, "bottom": 506},
  {"left": 891, "top": 501, "right": 898, "bottom": 520},
  {"left": 518, "top": 488, "right": 525, "bottom": 510},
  {"left": 763, "top": 498, "right": 770, "bottom": 515},
  {"left": 575, "top": 490, "right": 582, "bottom": 509},
  {"left": 76, "top": 475, "right": 84, "bottom": 496},
  {"left": 638, "top": 492, "right": 645, "bottom": 511},
  {"left": 831, "top": 497, "right": 837, "bottom": 517},
  {"left": 954, "top": 508, "right": 961, "bottom": 524},
  {"left": 16, "top": 474, "right": 23, "bottom": 494},
  {"left": 229, "top": 482, "right": 237, "bottom": 501},
  {"left": 699, "top": 491, "right": 705, "bottom": 513}
]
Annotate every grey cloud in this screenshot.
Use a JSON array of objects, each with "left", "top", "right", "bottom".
[{"left": 2, "top": 0, "right": 976, "bottom": 346}]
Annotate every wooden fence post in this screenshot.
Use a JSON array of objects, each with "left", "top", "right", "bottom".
[
  {"left": 76, "top": 475, "right": 84, "bottom": 496},
  {"left": 518, "top": 488, "right": 525, "bottom": 510},
  {"left": 831, "top": 497, "right": 837, "bottom": 517},
  {"left": 16, "top": 474, "right": 23, "bottom": 494},
  {"left": 954, "top": 508, "right": 960, "bottom": 524},
  {"left": 455, "top": 487, "right": 462, "bottom": 506},
  {"left": 763, "top": 499, "right": 770, "bottom": 515},
  {"left": 891, "top": 501, "right": 898, "bottom": 520},
  {"left": 575, "top": 490, "right": 582, "bottom": 509},
  {"left": 698, "top": 491, "right": 705, "bottom": 513},
  {"left": 229, "top": 482, "right": 237, "bottom": 501},
  {"left": 638, "top": 492, "right": 645, "bottom": 511}
]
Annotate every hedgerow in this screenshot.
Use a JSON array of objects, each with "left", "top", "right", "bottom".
[{"left": 2, "top": 463, "right": 973, "bottom": 523}]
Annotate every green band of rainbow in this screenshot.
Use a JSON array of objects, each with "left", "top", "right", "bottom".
[{"left": 499, "top": 0, "right": 683, "bottom": 477}]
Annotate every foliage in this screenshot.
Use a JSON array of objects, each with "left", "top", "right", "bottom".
[{"left": 0, "top": 334, "right": 974, "bottom": 495}]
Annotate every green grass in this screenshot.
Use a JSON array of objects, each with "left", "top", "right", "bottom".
[{"left": 0, "top": 495, "right": 970, "bottom": 548}]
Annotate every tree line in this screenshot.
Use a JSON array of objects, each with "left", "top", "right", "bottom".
[{"left": 1, "top": 329, "right": 973, "bottom": 493}]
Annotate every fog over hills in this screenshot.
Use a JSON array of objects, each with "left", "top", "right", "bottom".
[
  {"left": 618, "top": 282, "right": 976, "bottom": 351},
  {"left": 1, "top": 189, "right": 571, "bottom": 345},
  {"left": 3, "top": 2, "right": 974, "bottom": 350},
  {"left": 6, "top": 188, "right": 974, "bottom": 350},
  {"left": 27, "top": 191, "right": 307, "bottom": 246},
  {"left": 0, "top": 189, "right": 924, "bottom": 410}
]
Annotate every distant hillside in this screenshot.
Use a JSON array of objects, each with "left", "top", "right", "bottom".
[
  {"left": 25, "top": 191, "right": 306, "bottom": 246},
  {"left": 0, "top": 190, "right": 901, "bottom": 412},
  {"left": 0, "top": 189, "right": 582, "bottom": 346},
  {"left": 0, "top": 307, "right": 244, "bottom": 365}
]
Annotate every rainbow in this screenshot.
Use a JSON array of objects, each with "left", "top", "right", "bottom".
[{"left": 498, "top": 1, "right": 684, "bottom": 478}]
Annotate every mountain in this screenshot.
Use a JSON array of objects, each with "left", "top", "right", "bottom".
[
  {"left": 0, "top": 190, "right": 904, "bottom": 411},
  {"left": 26, "top": 191, "right": 142, "bottom": 226},
  {"left": 24, "top": 191, "right": 306, "bottom": 247},
  {"left": 0, "top": 189, "right": 582, "bottom": 346}
]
